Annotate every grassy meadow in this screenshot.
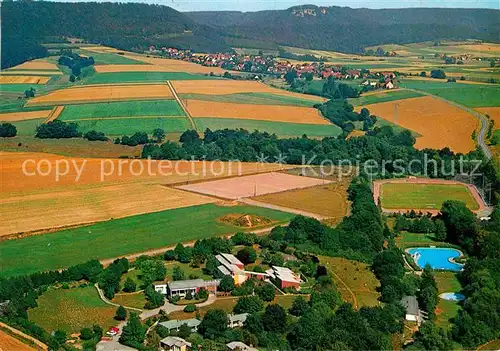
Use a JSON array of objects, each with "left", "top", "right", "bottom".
[
  {"left": 0, "top": 204, "right": 293, "bottom": 277},
  {"left": 84, "top": 72, "right": 220, "bottom": 84},
  {"left": 194, "top": 118, "right": 342, "bottom": 137},
  {"left": 179, "top": 92, "right": 319, "bottom": 107},
  {"left": 74, "top": 117, "right": 191, "bottom": 135}
]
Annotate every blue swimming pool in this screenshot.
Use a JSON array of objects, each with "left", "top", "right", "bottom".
[
  {"left": 440, "top": 292, "right": 465, "bottom": 301},
  {"left": 407, "top": 247, "right": 464, "bottom": 271}
]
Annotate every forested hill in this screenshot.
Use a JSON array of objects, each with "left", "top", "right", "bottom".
[
  {"left": 187, "top": 5, "right": 500, "bottom": 52},
  {"left": 1, "top": 1, "right": 230, "bottom": 69}
]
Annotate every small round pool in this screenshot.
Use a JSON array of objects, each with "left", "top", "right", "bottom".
[
  {"left": 407, "top": 247, "right": 464, "bottom": 271},
  {"left": 440, "top": 292, "right": 465, "bottom": 301}
]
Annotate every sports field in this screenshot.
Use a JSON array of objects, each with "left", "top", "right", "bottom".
[
  {"left": 0, "top": 109, "right": 52, "bottom": 122},
  {"left": 379, "top": 183, "right": 479, "bottom": 210},
  {"left": 28, "top": 286, "right": 117, "bottom": 333},
  {"left": 84, "top": 72, "right": 218, "bottom": 84},
  {"left": 0, "top": 75, "right": 51, "bottom": 84},
  {"left": 58, "top": 100, "right": 185, "bottom": 120},
  {"left": 255, "top": 182, "right": 350, "bottom": 219},
  {"left": 179, "top": 92, "right": 318, "bottom": 107},
  {"left": 400, "top": 80, "right": 500, "bottom": 107},
  {"left": 26, "top": 84, "right": 174, "bottom": 105},
  {"left": 171, "top": 80, "right": 326, "bottom": 102},
  {"left": 185, "top": 100, "right": 328, "bottom": 124},
  {"left": 0, "top": 203, "right": 293, "bottom": 277},
  {"left": 194, "top": 118, "right": 342, "bottom": 137},
  {"left": 356, "top": 96, "right": 478, "bottom": 153},
  {"left": 349, "top": 89, "right": 424, "bottom": 106},
  {"left": 177, "top": 172, "right": 331, "bottom": 199}
]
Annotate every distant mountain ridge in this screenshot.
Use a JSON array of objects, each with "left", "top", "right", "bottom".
[
  {"left": 187, "top": 5, "right": 499, "bottom": 53},
  {"left": 2, "top": 2, "right": 499, "bottom": 68}
]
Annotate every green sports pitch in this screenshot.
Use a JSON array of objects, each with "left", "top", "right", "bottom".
[{"left": 380, "top": 183, "right": 480, "bottom": 210}]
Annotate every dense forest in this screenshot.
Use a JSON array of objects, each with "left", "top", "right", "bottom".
[
  {"left": 3, "top": 2, "right": 499, "bottom": 68},
  {"left": 188, "top": 5, "right": 499, "bottom": 52}
]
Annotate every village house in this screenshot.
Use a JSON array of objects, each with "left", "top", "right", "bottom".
[
  {"left": 160, "top": 336, "right": 192, "bottom": 351},
  {"left": 159, "top": 319, "right": 201, "bottom": 333},
  {"left": 228, "top": 313, "right": 249, "bottom": 328},
  {"left": 265, "top": 266, "right": 301, "bottom": 290},
  {"left": 154, "top": 279, "right": 219, "bottom": 298},
  {"left": 401, "top": 296, "right": 422, "bottom": 325},
  {"left": 226, "top": 341, "right": 258, "bottom": 351}
]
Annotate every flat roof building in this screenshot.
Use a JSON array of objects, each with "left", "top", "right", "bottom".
[
  {"left": 159, "top": 319, "right": 201, "bottom": 333},
  {"left": 160, "top": 336, "right": 191, "bottom": 351},
  {"left": 266, "top": 266, "right": 301, "bottom": 290}
]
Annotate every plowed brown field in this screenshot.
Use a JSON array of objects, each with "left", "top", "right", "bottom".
[
  {"left": 171, "top": 80, "right": 326, "bottom": 102},
  {"left": 0, "top": 152, "right": 288, "bottom": 236},
  {"left": 0, "top": 110, "right": 52, "bottom": 122},
  {"left": 0, "top": 330, "right": 36, "bottom": 351},
  {"left": 185, "top": 100, "right": 329, "bottom": 124},
  {"left": 0, "top": 76, "right": 50, "bottom": 84},
  {"left": 356, "top": 96, "right": 478, "bottom": 153},
  {"left": 26, "top": 84, "right": 173, "bottom": 105}
]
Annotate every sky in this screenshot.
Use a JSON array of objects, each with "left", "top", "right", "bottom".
[{"left": 49, "top": 0, "right": 500, "bottom": 12}]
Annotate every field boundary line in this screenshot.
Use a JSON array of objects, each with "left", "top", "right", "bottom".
[
  {"left": 167, "top": 80, "right": 196, "bottom": 130},
  {"left": 240, "top": 198, "right": 329, "bottom": 220},
  {"left": 0, "top": 321, "right": 48, "bottom": 350}
]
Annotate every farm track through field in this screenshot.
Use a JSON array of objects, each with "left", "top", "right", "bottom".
[
  {"left": 406, "top": 88, "right": 492, "bottom": 160},
  {"left": 167, "top": 80, "right": 196, "bottom": 130},
  {"left": 44, "top": 106, "right": 64, "bottom": 124},
  {"left": 240, "top": 198, "right": 329, "bottom": 220}
]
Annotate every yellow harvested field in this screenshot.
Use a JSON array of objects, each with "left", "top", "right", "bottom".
[
  {"left": 123, "top": 54, "right": 228, "bottom": 74},
  {"left": 475, "top": 107, "right": 500, "bottom": 129},
  {"left": 1, "top": 70, "right": 62, "bottom": 75},
  {"left": 172, "top": 80, "right": 326, "bottom": 102},
  {"left": 46, "top": 106, "right": 65, "bottom": 123},
  {"left": 26, "top": 84, "right": 173, "bottom": 105},
  {"left": 0, "top": 75, "right": 51, "bottom": 84},
  {"left": 0, "top": 152, "right": 287, "bottom": 236},
  {"left": 356, "top": 96, "right": 478, "bottom": 153},
  {"left": 457, "top": 44, "right": 500, "bottom": 53},
  {"left": 185, "top": 100, "right": 329, "bottom": 124},
  {"left": 8, "top": 59, "right": 59, "bottom": 71},
  {"left": 0, "top": 330, "right": 36, "bottom": 351},
  {"left": 0, "top": 110, "right": 52, "bottom": 122}
]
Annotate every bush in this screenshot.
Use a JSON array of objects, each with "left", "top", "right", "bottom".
[
  {"left": 123, "top": 277, "right": 136, "bottom": 293},
  {"left": 0, "top": 123, "right": 17, "bottom": 137},
  {"left": 233, "top": 295, "right": 264, "bottom": 314},
  {"left": 83, "top": 130, "right": 108, "bottom": 142},
  {"left": 185, "top": 290, "right": 193, "bottom": 300},
  {"left": 79, "top": 327, "right": 94, "bottom": 340},
  {"left": 256, "top": 284, "right": 276, "bottom": 302},
  {"left": 195, "top": 288, "right": 209, "bottom": 300},
  {"left": 115, "top": 305, "right": 127, "bottom": 321},
  {"left": 236, "top": 247, "right": 257, "bottom": 264},
  {"left": 183, "top": 304, "right": 197, "bottom": 313}
]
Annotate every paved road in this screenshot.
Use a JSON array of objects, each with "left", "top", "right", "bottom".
[{"left": 406, "top": 88, "right": 493, "bottom": 160}]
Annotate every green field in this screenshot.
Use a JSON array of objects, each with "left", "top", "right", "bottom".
[
  {"left": 435, "top": 272, "right": 462, "bottom": 330},
  {"left": 0, "top": 84, "right": 43, "bottom": 93},
  {"left": 0, "top": 204, "right": 293, "bottom": 277},
  {"left": 77, "top": 50, "right": 147, "bottom": 65},
  {"left": 9, "top": 118, "right": 45, "bottom": 136},
  {"left": 400, "top": 80, "right": 500, "bottom": 107},
  {"left": 28, "top": 286, "right": 117, "bottom": 333},
  {"left": 74, "top": 117, "right": 191, "bottom": 135},
  {"left": 395, "top": 232, "right": 457, "bottom": 249},
  {"left": 349, "top": 90, "right": 424, "bottom": 106},
  {"left": 58, "top": 100, "right": 185, "bottom": 120},
  {"left": 194, "top": 118, "right": 342, "bottom": 137},
  {"left": 84, "top": 72, "right": 220, "bottom": 84},
  {"left": 179, "top": 92, "right": 318, "bottom": 107},
  {"left": 380, "top": 183, "right": 479, "bottom": 210}
]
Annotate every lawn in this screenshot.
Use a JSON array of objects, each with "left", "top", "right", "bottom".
[
  {"left": 164, "top": 262, "right": 213, "bottom": 281},
  {"left": 394, "top": 232, "right": 456, "bottom": 249},
  {"left": 58, "top": 100, "right": 185, "bottom": 121},
  {"left": 0, "top": 204, "right": 293, "bottom": 277},
  {"left": 319, "top": 256, "right": 381, "bottom": 308},
  {"left": 84, "top": 72, "right": 219, "bottom": 84},
  {"left": 380, "top": 183, "right": 479, "bottom": 210},
  {"left": 112, "top": 292, "right": 147, "bottom": 310},
  {"left": 28, "top": 286, "right": 117, "bottom": 333},
  {"left": 435, "top": 272, "right": 462, "bottom": 330},
  {"left": 179, "top": 92, "right": 318, "bottom": 107},
  {"left": 349, "top": 90, "right": 424, "bottom": 106},
  {"left": 74, "top": 117, "right": 191, "bottom": 136},
  {"left": 194, "top": 118, "right": 342, "bottom": 137},
  {"left": 400, "top": 80, "right": 500, "bottom": 107}
]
